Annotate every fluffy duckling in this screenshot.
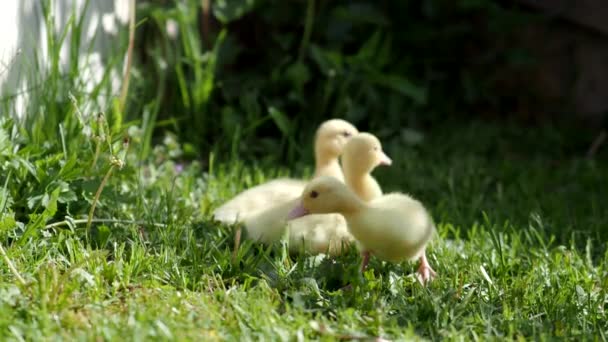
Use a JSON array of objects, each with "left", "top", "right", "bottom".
[
  {"left": 342, "top": 132, "right": 392, "bottom": 201},
  {"left": 287, "top": 176, "right": 436, "bottom": 283},
  {"left": 213, "top": 119, "right": 358, "bottom": 223},
  {"left": 287, "top": 132, "right": 392, "bottom": 255}
]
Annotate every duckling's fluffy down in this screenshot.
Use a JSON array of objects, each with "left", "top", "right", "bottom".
[
  {"left": 212, "top": 178, "right": 306, "bottom": 223},
  {"left": 288, "top": 213, "right": 354, "bottom": 255},
  {"left": 346, "top": 193, "right": 435, "bottom": 262}
]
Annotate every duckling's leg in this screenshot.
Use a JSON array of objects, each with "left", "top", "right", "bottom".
[
  {"left": 360, "top": 251, "right": 371, "bottom": 272},
  {"left": 416, "top": 252, "right": 436, "bottom": 284}
]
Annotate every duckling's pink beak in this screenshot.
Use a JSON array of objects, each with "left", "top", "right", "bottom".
[
  {"left": 379, "top": 151, "right": 392, "bottom": 166},
  {"left": 287, "top": 202, "right": 310, "bottom": 220}
]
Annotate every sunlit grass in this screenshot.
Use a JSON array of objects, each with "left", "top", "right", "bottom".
[
  {"left": 0, "top": 0, "right": 607, "bottom": 340},
  {"left": 1, "top": 111, "right": 606, "bottom": 340}
]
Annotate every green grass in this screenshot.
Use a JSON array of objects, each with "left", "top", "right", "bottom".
[
  {"left": 1, "top": 1, "right": 607, "bottom": 340},
  {"left": 1, "top": 114, "right": 606, "bottom": 340}
]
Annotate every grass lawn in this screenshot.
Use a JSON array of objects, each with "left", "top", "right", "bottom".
[
  {"left": 0, "top": 113, "right": 606, "bottom": 340},
  {"left": 1, "top": 1, "right": 607, "bottom": 339}
]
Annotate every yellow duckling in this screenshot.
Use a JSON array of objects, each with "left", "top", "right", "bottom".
[
  {"left": 287, "top": 132, "right": 392, "bottom": 255},
  {"left": 213, "top": 119, "right": 358, "bottom": 223},
  {"left": 287, "top": 176, "right": 437, "bottom": 283},
  {"left": 342, "top": 132, "right": 391, "bottom": 201}
]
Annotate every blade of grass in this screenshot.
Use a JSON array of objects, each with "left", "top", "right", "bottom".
[
  {"left": 118, "top": 0, "right": 137, "bottom": 113},
  {"left": 0, "top": 243, "right": 26, "bottom": 286}
]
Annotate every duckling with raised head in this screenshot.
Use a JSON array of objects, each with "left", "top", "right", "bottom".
[
  {"left": 212, "top": 119, "right": 358, "bottom": 224},
  {"left": 287, "top": 176, "right": 436, "bottom": 283},
  {"left": 342, "top": 132, "right": 391, "bottom": 201},
  {"left": 287, "top": 132, "right": 392, "bottom": 255}
]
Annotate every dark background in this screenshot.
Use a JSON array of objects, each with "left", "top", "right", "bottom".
[{"left": 134, "top": 0, "right": 608, "bottom": 162}]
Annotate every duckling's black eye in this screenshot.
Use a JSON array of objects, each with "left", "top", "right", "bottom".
[
  {"left": 310, "top": 191, "right": 319, "bottom": 199},
  {"left": 342, "top": 131, "right": 352, "bottom": 138},
  {"left": 373, "top": 146, "right": 379, "bottom": 151}
]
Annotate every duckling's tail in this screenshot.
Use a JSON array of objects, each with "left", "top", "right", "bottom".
[{"left": 212, "top": 208, "right": 242, "bottom": 224}]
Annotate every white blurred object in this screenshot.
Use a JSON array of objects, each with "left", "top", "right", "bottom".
[{"left": 0, "top": 0, "right": 129, "bottom": 119}]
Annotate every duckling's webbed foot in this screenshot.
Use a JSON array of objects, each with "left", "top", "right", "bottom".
[{"left": 416, "top": 252, "right": 436, "bottom": 284}]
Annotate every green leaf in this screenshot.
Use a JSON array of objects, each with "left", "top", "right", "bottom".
[
  {"left": 27, "top": 195, "right": 43, "bottom": 210},
  {"left": 19, "top": 187, "right": 61, "bottom": 244},
  {"left": 268, "top": 107, "right": 290, "bottom": 136},
  {"left": 221, "top": 106, "right": 241, "bottom": 135},
  {"left": 111, "top": 98, "right": 124, "bottom": 135},
  {"left": 0, "top": 126, "right": 10, "bottom": 155},
  {"left": 356, "top": 30, "right": 383, "bottom": 62},
  {"left": 13, "top": 156, "right": 40, "bottom": 182},
  {"left": 58, "top": 154, "right": 80, "bottom": 180},
  {"left": 95, "top": 224, "right": 111, "bottom": 247},
  {"left": 56, "top": 181, "right": 77, "bottom": 204},
  {"left": 213, "top": 0, "right": 257, "bottom": 24},
  {"left": 43, "top": 189, "right": 59, "bottom": 218},
  {"left": 285, "top": 62, "right": 311, "bottom": 91},
  {"left": 367, "top": 72, "right": 428, "bottom": 105},
  {"left": 0, "top": 213, "right": 17, "bottom": 234},
  {"left": 240, "top": 92, "right": 261, "bottom": 121},
  {"left": 195, "top": 30, "right": 226, "bottom": 108},
  {"left": 0, "top": 171, "right": 12, "bottom": 214},
  {"left": 310, "top": 45, "right": 343, "bottom": 76},
  {"left": 332, "top": 4, "right": 390, "bottom": 26}
]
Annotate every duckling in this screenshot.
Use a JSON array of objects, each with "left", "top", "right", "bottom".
[
  {"left": 213, "top": 119, "right": 358, "bottom": 223},
  {"left": 342, "top": 132, "right": 392, "bottom": 201},
  {"left": 287, "top": 176, "right": 437, "bottom": 283},
  {"left": 287, "top": 132, "right": 393, "bottom": 255}
]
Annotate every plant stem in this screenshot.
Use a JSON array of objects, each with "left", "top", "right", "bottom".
[
  {"left": 86, "top": 165, "right": 115, "bottom": 238},
  {"left": 298, "top": 0, "right": 315, "bottom": 63},
  {"left": 0, "top": 243, "right": 26, "bottom": 286},
  {"left": 201, "top": 0, "right": 210, "bottom": 47},
  {"left": 46, "top": 218, "right": 167, "bottom": 230},
  {"left": 90, "top": 138, "right": 101, "bottom": 172},
  {"left": 232, "top": 226, "right": 242, "bottom": 265}
]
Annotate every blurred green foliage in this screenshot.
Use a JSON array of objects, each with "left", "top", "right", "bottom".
[{"left": 133, "top": 0, "right": 534, "bottom": 162}]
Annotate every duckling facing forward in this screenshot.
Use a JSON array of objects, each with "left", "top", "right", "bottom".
[
  {"left": 212, "top": 119, "right": 358, "bottom": 224},
  {"left": 287, "top": 132, "right": 392, "bottom": 255},
  {"left": 287, "top": 176, "right": 436, "bottom": 283}
]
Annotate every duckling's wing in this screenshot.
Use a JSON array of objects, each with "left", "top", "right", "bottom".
[
  {"left": 373, "top": 194, "right": 433, "bottom": 244},
  {"left": 242, "top": 198, "right": 298, "bottom": 243},
  {"left": 288, "top": 213, "right": 354, "bottom": 256},
  {"left": 351, "top": 194, "right": 434, "bottom": 261},
  {"left": 213, "top": 178, "right": 306, "bottom": 223}
]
